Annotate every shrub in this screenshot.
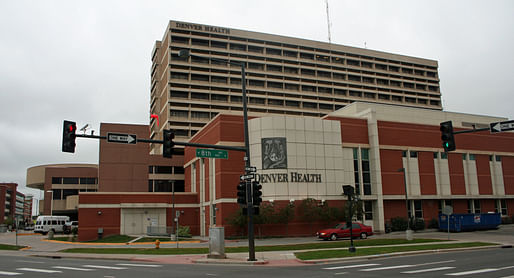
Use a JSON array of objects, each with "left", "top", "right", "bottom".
[
  {"left": 178, "top": 226, "right": 192, "bottom": 238},
  {"left": 391, "top": 217, "right": 408, "bottom": 231},
  {"left": 428, "top": 218, "right": 439, "bottom": 229},
  {"left": 410, "top": 218, "right": 425, "bottom": 231},
  {"left": 502, "top": 216, "right": 513, "bottom": 224}
]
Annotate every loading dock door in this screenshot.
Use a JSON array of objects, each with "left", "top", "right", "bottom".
[{"left": 121, "top": 208, "right": 166, "bottom": 236}]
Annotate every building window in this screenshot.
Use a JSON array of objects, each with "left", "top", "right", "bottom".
[
  {"left": 52, "top": 189, "right": 62, "bottom": 200},
  {"left": 62, "top": 189, "right": 78, "bottom": 199},
  {"left": 496, "top": 155, "right": 502, "bottom": 162},
  {"left": 364, "top": 201, "right": 373, "bottom": 220},
  {"left": 174, "top": 166, "right": 185, "bottom": 174},
  {"left": 212, "top": 204, "right": 217, "bottom": 225},
  {"left": 440, "top": 152, "right": 448, "bottom": 159},
  {"left": 474, "top": 200, "right": 481, "bottom": 214},
  {"left": 469, "top": 154, "right": 475, "bottom": 160},
  {"left": 154, "top": 166, "right": 172, "bottom": 174},
  {"left": 410, "top": 151, "right": 418, "bottom": 158},
  {"left": 462, "top": 154, "right": 467, "bottom": 160},
  {"left": 62, "top": 177, "right": 79, "bottom": 184},
  {"left": 495, "top": 200, "right": 508, "bottom": 215},
  {"left": 433, "top": 152, "right": 439, "bottom": 159},
  {"left": 51, "top": 177, "right": 62, "bottom": 184},
  {"left": 414, "top": 200, "right": 423, "bottom": 218},
  {"left": 361, "top": 149, "right": 371, "bottom": 195},
  {"left": 353, "top": 148, "right": 360, "bottom": 195}
]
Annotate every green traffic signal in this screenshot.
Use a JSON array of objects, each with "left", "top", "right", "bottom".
[{"left": 440, "top": 121, "right": 456, "bottom": 152}]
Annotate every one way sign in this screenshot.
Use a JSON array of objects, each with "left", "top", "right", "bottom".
[
  {"left": 107, "top": 132, "right": 137, "bottom": 144},
  {"left": 490, "top": 120, "right": 514, "bottom": 133}
]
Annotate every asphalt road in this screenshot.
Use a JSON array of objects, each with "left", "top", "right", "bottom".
[{"left": 0, "top": 248, "right": 513, "bottom": 277}]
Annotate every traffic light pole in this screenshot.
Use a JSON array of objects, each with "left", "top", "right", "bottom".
[{"left": 75, "top": 133, "right": 246, "bottom": 152}]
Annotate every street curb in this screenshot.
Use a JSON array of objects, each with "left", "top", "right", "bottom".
[
  {"left": 193, "top": 258, "right": 269, "bottom": 265},
  {"left": 40, "top": 239, "right": 202, "bottom": 246},
  {"left": 295, "top": 244, "right": 506, "bottom": 264}
]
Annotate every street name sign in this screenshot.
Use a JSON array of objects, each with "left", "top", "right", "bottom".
[
  {"left": 107, "top": 133, "right": 137, "bottom": 144},
  {"left": 245, "top": 166, "right": 257, "bottom": 173},
  {"left": 240, "top": 174, "right": 255, "bottom": 181},
  {"left": 490, "top": 120, "right": 514, "bottom": 133},
  {"left": 196, "top": 148, "right": 228, "bottom": 159}
]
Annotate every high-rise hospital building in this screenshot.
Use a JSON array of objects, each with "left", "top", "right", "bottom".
[
  {"left": 25, "top": 20, "right": 514, "bottom": 241},
  {"left": 150, "top": 20, "right": 441, "bottom": 153}
]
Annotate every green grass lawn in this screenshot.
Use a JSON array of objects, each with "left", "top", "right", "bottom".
[
  {"left": 295, "top": 242, "right": 497, "bottom": 260},
  {"left": 0, "top": 244, "right": 26, "bottom": 251},
  {"left": 61, "top": 238, "right": 448, "bottom": 255}
]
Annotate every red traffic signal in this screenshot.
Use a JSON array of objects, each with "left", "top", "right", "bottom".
[
  {"left": 62, "top": 120, "right": 77, "bottom": 153},
  {"left": 163, "top": 130, "right": 175, "bottom": 158}
]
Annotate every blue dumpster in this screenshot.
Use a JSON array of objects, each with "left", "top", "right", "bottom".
[{"left": 439, "top": 213, "right": 501, "bottom": 232}]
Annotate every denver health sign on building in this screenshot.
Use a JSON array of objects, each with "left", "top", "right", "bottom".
[{"left": 249, "top": 116, "right": 352, "bottom": 200}]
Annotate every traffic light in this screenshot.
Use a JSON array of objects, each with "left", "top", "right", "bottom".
[
  {"left": 440, "top": 121, "right": 456, "bottom": 152},
  {"left": 163, "top": 130, "right": 175, "bottom": 158},
  {"left": 237, "top": 181, "right": 247, "bottom": 205},
  {"left": 62, "top": 120, "right": 77, "bottom": 153},
  {"left": 252, "top": 181, "right": 262, "bottom": 206}
]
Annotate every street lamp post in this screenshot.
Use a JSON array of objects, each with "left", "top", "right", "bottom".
[
  {"left": 46, "top": 190, "right": 53, "bottom": 216},
  {"left": 177, "top": 49, "right": 256, "bottom": 261},
  {"left": 398, "top": 168, "right": 412, "bottom": 240}
]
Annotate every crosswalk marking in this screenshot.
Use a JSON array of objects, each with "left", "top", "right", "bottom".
[
  {"left": 360, "top": 265, "right": 414, "bottom": 271},
  {"left": 16, "top": 267, "right": 62, "bottom": 273},
  {"left": 53, "top": 266, "right": 95, "bottom": 271},
  {"left": 82, "top": 265, "right": 128, "bottom": 270},
  {"left": 446, "top": 266, "right": 514, "bottom": 276},
  {"left": 0, "top": 271, "right": 22, "bottom": 276},
  {"left": 323, "top": 263, "right": 380, "bottom": 270},
  {"left": 116, "top": 263, "right": 162, "bottom": 267},
  {"left": 446, "top": 268, "right": 499, "bottom": 276},
  {"left": 402, "top": 266, "right": 456, "bottom": 274}
]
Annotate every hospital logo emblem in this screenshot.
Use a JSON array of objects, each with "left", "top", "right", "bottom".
[{"left": 261, "top": 137, "right": 287, "bottom": 170}]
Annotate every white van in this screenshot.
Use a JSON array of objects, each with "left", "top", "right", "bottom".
[{"left": 34, "top": 216, "right": 70, "bottom": 235}]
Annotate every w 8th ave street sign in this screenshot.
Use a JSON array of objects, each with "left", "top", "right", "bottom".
[
  {"left": 490, "top": 120, "right": 514, "bottom": 133},
  {"left": 196, "top": 148, "right": 228, "bottom": 159}
]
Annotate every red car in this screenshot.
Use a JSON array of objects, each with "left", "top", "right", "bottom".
[{"left": 316, "top": 222, "right": 373, "bottom": 241}]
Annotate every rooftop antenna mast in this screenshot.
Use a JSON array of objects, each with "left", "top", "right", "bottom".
[{"left": 325, "top": 0, "right": 332, "bottom": 44}]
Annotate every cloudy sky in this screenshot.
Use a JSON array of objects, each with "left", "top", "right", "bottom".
[{"left": 1, "top": 0, "right": 513, "bottom": 206}]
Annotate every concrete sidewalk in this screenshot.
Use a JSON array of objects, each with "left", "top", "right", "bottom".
[{"left": 1, "top": 225, "right": 513, "bottom": 266}]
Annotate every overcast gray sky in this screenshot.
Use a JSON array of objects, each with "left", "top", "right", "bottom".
[{"left": 1, "top": 0, "right": 513, "bottom": 206}]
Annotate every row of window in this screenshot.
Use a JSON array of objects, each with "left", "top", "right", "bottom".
[
  {"left": 50, "top": 189, "right": 97, "bottom": 200},
  {"left": 148, "top": 166, "right": 185, "bottom": 174},
  {"left": 148, "top": 180, "right": 185, "bottom": 192},
  {"left": 170, "top": 74, "right": 439, "bottom": 102},
  {"left": 169, "top": 34, "right": 438, "bottom": 77},
  {"left": 438, "top": 199, "right": 508, "bottom": 215},
  {"left": 52, "top": 177, "right": 97, "bottom": 185},
  {"left": 402, "top": 151, "right": 502, "bottom": 161},
  {"left": 172, "top": 66, "right": 438, "bottom": 89}
]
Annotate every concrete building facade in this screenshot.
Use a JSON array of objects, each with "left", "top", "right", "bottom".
[{"left": 150, "top": 20, "right": 442, "bottom": 154}]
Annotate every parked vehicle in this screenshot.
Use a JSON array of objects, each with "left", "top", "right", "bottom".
[
  {"left": 34, "top": 216, "right": 69, "bottom": 235},
  {"left": 63, "top": 221, "right": 78, "bottom": 234},
  {"left": 316, "top": 222, "right": 373, "bottom": 240}
]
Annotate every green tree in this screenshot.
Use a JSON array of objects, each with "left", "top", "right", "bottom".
[
  {"left": 299, "top": 198, "right": 321, "bottom": 235},
  {"left": 254, "top": 203, "right": 275, "bottom": 238},
  {"left": 225, "top": 208, "right": 247, "bottom": 237},
  {"left": 276, "top": 203, "right": 295, "bottom": 236}
]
